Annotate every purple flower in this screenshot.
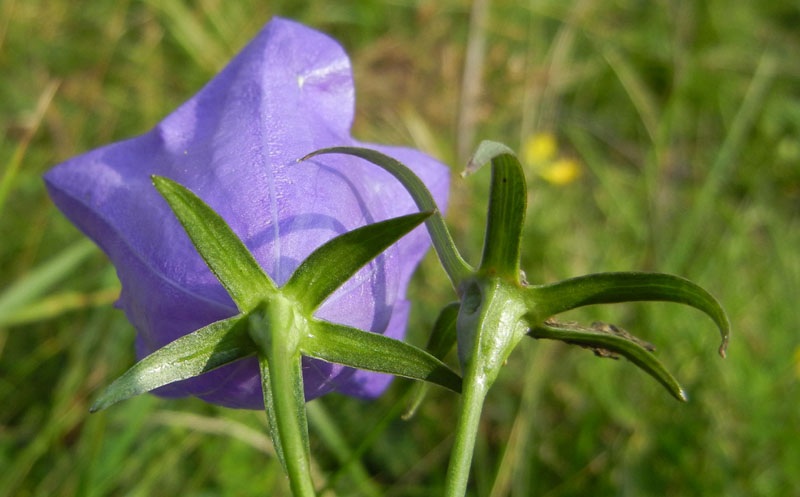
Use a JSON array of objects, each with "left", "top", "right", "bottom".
[{"left": 44, "top": 18, "right": 449, "bottom": 409}]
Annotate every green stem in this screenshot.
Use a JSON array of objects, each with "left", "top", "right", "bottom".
[
  {"left": 444, "top": 370, "right": 489, "bottom": 497},
  {"left": 444, "top": 278, "right": 528, "bottom": 496},
  {"left": 262, "top": 351, "right": 316, "bottom": 497},
  {"left": 250, "top": 304, "right": 316, "bottom": 497}
]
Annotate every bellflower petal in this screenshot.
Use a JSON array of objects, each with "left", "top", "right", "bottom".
[{"left": 44, "top": 18, "right": 449, "bottom": 409}]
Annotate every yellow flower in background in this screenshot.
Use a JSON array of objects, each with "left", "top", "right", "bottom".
[
  {"left": 523, "top": 132, "right": 557, "bottom": 164},
  {"left": 522, "top": 132, "right": 581, "bottom": 186},
  {"left": 540, "top": 158, "right": 581, "bottom": 185}
]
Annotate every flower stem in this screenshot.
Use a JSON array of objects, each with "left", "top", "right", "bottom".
[
  {"left": 444, "top": 369, "right": 489, "bottom": 497},
  {"left": 250, "top": 304, "right": 316, "bottom": 497},
  {"left": 260, "top": 352, "right": 316, "bottom": 497}
]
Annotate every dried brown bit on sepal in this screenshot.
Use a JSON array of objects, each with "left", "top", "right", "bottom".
[{"left": 542, "top": 319, "right": 655, "bottom": 359}]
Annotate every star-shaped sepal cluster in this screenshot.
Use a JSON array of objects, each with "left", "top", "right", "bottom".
[
  {"left": 90, "top": 176, "right": 461, "bottom": 496},
  {"left": 304, "top": 142, "right": 730, "bottom": 497}
]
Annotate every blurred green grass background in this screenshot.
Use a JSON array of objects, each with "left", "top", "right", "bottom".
[{"left": 1, "top": 0, "right": 799, "bottom": 495}]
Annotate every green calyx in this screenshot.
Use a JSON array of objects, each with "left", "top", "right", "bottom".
[
  {"left": 312, "top": 142, "right": 730, "bottom": 400},
  {"left": 456, "top": 277, "right": 528, "bottom": 385},
  {"left": 92, "top": 175, "right": 463, "bottom": 496},
  {"left": 311, "top": 141, "right": 730, "bottom": 497}
]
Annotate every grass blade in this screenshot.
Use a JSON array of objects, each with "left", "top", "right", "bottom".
[{"left": 0, "top": 239, "right": 96, "bottom": 321}]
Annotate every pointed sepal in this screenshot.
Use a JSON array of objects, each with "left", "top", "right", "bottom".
[
  {"left": 90, "top": 315, "right": 253, "bottom": 412},
  {"left": 300, "top": 147, "right": 473, "bottom": 287},
  {"left": 527, "top": 272, "right": 731, "bottom": 357},
  {"left": 527, "top": 319, "right": 687, "bottom": 402},
  {"left": 300, "top": 319, "right": 462, "bottom": 393},
  {"left": 152, "top": 175, "right": 277, "bottom": 311},
  {"left": 466, "top": 141, "right": 527, "bottom": 281},
  {"left": 284, "top": 212, "right": 431, "bottom": 312}
]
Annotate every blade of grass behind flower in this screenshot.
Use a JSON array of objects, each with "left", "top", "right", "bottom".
[
  {"left": 0, "top": 306, "right": 117, "bottom": 496},
  {"left": 306, "top": 401, "right": 382, "bottom": 497},
  {"left": 665, "top": 52, "right": 777, "bottom": 272},
  {"left": 143, "top": 0, "right": 228, "bottom": 74},
  {"left": 0, "top": 239, "right": 96, "bottom": 322},
  {"left": 404, "top": 302, "right": 459, "bottom": 419},
  {"left": 0, "top": 80, "right": 58, "bottom": 218}
]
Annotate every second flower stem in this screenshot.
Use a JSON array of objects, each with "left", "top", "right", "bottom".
[{"left": 444, "top": 368, "right": 490, "bottom": 497}]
